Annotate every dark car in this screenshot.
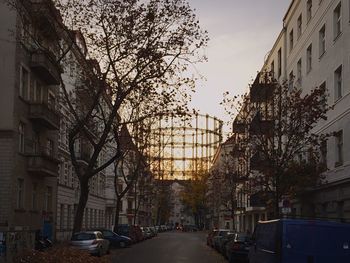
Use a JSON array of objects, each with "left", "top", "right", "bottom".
[
  {"left": 92, "top": 229, "right": 131, "bottom": 248},
  {"left": 206, "top": 229, "right": 218, "bottom": 247},
  {"left": 116, "top": 224, "right": 143, "bottom": 243},
  {"left": 212, "top": 229, "right": 231, "bottom": 250},
  {"left": 218, "top": 231, "right": 236, "bottom": 255},
  {"left": 225, "top": 233, "right": 251, "bottom": 263}
]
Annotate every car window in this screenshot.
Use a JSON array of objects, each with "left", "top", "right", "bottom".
[
  {"left": 102, "top": 230, "right": 114, "bottom": 237},
  {"left": 72, "top": 233, "right": 95, "bottom": 241},
  {"left": 235, "top": 234, "right": 250, "bottom": 242}
]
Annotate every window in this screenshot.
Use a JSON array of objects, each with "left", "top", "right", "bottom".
[
  {"left": 270, "top": 61, "right": 275, "bottom": 77},
  {"left": 335, "top": 130, "right": 343, "bottom": 166},
  {"left": 289, "top": 29, "right": 294, "bottom": 52},
  {"left": 277, "top": 48, "right": 282, "bottom": 78},
  {"left": 333, "top": 2, "right": 342, "bottom": 39},
  {"left": 17, "top": 178, "right": 24, "bottom": 209},
  {"left": 32, "top": 183, "right": 37, "bottom": 210},
  {"left": 306, "top": 44, "right": 312, "bottom": 73},
  {"left": 20, "top": 66, "right": 29, "bottom": 99},
  {"left": 334, "top": 65, "right": 342, "bottom": 100},
  {"left": 319, "top": 25, "right": 326, "bottom": 57},
  {"left": 320, "top": 139, "right": 327, "bottom": 169},
  {"left": 307, "top": 0, "right": 312, "bottom": 22},
  {"left": 289, "top": 71, "right": 294, "bottom": 89},
  {"left": 48, "top": 92, "right": 56, "bottom": 110},
  {"left": 67, "top": 205, "right": 72, "bottom": 230},
  {"left": 60, "top": 204, "right": 65, "bottom": 229},
  {"left": 45, "top": 186, "right": 53, "bottom": 212},
  {"left": 19, "top": 122, "right": 25, "bottom": 153},
  {"left": 297, "top": 14, "right": 302, "bottom": 38},
  {"left": 297, "top": 59, "right": 302, "bottom": 83},
  {"left": 47, "top": 139, "right": 54, "bottom": 157}
]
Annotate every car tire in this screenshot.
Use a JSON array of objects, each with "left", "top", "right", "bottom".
[{"left": 119, "top": 241, "right": 126, "bottom": 248}]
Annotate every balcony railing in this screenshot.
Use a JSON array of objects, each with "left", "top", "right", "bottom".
[
  {"left": 250, "top": 72, "right": 275, "bottom": 103},
  {"left": 249, "top": 191, "right": 274, "bottom": 207},
  {"left": 232, "top": 119, "right": 246, "bottom": 134},
  {"left": 29, "top": 102, "right": 60, "bottom": 130},
  {"left": 30, "top": 51, "right": 61, "bottom": 85},
  {"left": 249, "top": 111, "right": 274, "bottom": 136},
  {"left": 27, "top": 146, "right": 60, "bottom": 177},
  {"left": 250, "top": 151, "right": 267, "bottom": 171}
]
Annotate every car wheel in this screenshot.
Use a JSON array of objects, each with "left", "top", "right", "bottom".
[{"left": 119, "top": 241, "right": 126, "bottom": 248}]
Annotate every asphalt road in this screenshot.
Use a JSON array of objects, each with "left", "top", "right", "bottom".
[{"left": 111, "top": 231, "right": 226, "bottom": 263}]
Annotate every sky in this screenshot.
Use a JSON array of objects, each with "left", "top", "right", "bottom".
[{"left": 187, "top": 0, "right": 291, "bottom": 135}]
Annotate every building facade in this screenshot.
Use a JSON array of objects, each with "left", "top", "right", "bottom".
[
  {"left": 0, "top": 0, "right": 61, "bottom": 257},
  {"left": 227, "top": 0, "right": 350, "bottom": 233}
]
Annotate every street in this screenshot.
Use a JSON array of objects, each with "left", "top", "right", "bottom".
[{"left": 111, "top": 231, "right": 226, "bottom": 263}]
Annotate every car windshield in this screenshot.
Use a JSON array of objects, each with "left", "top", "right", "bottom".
[
  {"left": 219, "top": 231, "right": 230, "bottom": 236},
  {"left": 235, "top": 234, "right": 250, "bottom": 242},
  {"left": 72, "top": 233, "right": 95, "bottom": 241}
]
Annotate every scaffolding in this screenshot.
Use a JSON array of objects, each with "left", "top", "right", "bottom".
[{"left": 147, "top": 113, "right": 223, "bottom": 181}]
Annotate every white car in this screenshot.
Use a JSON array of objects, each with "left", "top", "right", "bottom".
[{"left": 70, "top": 231, "right": 110, "bottom": 256}]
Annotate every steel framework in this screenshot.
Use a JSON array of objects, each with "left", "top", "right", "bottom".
[{"left": 147, "top": 113, "right": 223, "bottom": 180}]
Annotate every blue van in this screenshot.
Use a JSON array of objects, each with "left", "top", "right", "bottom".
[{"left": 249, "top": 219, "right": 350, "bottom": 263}]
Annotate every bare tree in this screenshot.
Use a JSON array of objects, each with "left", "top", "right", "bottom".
[
  {"left": 8, "top": 0, "right": 208, "bottom": 233},
  {"left": 222, "top": 72, "right": 331, "bottom": 217}
]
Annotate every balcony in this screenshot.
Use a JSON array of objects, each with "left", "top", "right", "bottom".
[
  {"left": 249, "top": 112, "right": 274, "bottom": 136},
  {"left": 249, "top": 191, "right": 274, "bottom": 207},
  {"left": 29, "top": 102, "right": 60, "bottom": 130},
  {"left": 27, "top": 148, "right": 60, "bottom": 177},
  {"left": 250, "top": 151, "right": 267, "bottom": 171},
  {"left": 30, "top": 0, "right": 62, "bottom": 39},
  {"left": 250, "top": 73, "right": 275, "bottom": 103},
  {"left": 232, "top": 119, "right": 246, "bottom": 134},
  {"left": 30, "top": 51, "right": 61, "bottom": 85}
]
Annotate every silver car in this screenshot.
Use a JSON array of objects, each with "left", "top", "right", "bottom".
[{"left": 70, "top": 231, "right": 110, "bottom": 256}]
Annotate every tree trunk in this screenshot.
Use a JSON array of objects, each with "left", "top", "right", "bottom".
[
  {"left": 72, "top": 178, "right": 89, "bottom": 235},
  {"left": 113, "top": 198, "right": 122, "bottom": 233},
  {"left": 274, "top": 174, "right": 280, "bottom": 219}
]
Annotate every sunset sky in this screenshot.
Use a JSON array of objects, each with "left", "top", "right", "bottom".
[{"left": 187, "top": 0, "right": 291, "bottom": 135}]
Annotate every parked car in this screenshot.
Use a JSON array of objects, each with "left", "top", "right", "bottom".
[
  {"left": 92, "top": 229, "right": 131, "bottom": 248},
  {"left": 218, "top": 231, "right": 236, "bottom": 255},
  {"left": 249, "top": 219, "right": 350, "bottom": 263},
  {"left": 141, "top": 227, "right": 153, "bottom": 239},
  {"left": 182, "top": 225, "right": 198, "bottom": 232},
  {"left": 225, "top": 233, "right": 251, "bottom": 263},
  {"left": 70, "top": 231, "right": 110, "bottom": 256},
  {"left": 212, "top": 229, "right": 231, "bottom": 250},
  {"left": 149, "top": 226, "right": 158, "bottom": 236},
  {"left": 116, "top": 224, "right": 144, "bottom": 243},
  {"left": 206, "top": 229, "right": 218, "bottom": 247}
]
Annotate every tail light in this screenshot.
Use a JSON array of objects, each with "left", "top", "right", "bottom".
[{"left": 232, "top": 243, "right": 241, "bottom": 250}]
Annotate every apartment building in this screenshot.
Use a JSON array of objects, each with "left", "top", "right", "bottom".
[
  {"left": 0, "top": 0, "right": 61, "bottom": 255},
  {"left": 281, "top": 0, "right": 350, "bottom": 221},
  {"left": 231, "top": 0, "right": 350, "bottom": 232}
]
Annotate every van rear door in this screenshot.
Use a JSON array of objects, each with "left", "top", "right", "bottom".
[
  {"left": 282, "top": 221, "right": 350, "bottom": 263},
  {"left": 249, "top": 221, "right": 280, "bottom": 263}
]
